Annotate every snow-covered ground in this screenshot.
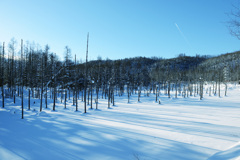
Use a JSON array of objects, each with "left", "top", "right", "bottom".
[{"left": 0, "top": 84, "right": 240, "bottom": 160}]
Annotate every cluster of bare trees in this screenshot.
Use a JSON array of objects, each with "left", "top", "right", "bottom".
[
  {"left": 150, "top": 53, "right": 240, "bottom": 100},
  {"left": 0, "top": 39, "right": 65, "bottom": 118},
  {"left": 1, "top": 37, "right": 239, "bottom": 119}
]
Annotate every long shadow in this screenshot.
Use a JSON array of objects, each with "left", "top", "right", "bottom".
[
  {"left": 90, "top": 108, "right": 240, "bottom": 141},
  {"left": 0, "top": 107, "right": 218, "bottom": 160},
  {"left": 1, "top": 91, "right": 239, "bottom": 160}
]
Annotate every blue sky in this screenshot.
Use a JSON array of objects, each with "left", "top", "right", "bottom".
[{"left": 1, "top": 0, "right": 240, "bottom": 61}]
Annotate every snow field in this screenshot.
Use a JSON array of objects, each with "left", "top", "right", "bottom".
[{"left": 0, "top": 83, "right": 240, "bottom": 160}]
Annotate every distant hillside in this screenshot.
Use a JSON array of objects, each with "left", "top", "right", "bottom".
[
  {"left": 200, "top": 51, "right": 240, "bottom": 68},
  {"left": 153, "top": 54, "right": 209, "bottom": 71},
  {"left": 199, "top": 51, "right": 240, "bottom": 81},
  {"left": 83, "top": 51, "right": 240, "bottom": 84}
]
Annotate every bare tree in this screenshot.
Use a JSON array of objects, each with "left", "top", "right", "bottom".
[
  {"left": 84, "top": 33, "right": 89, "bottom": 113},
  {"left": 228, "top": 3, "right": 240, "bottom": 39},
  {"left": 75, "top": 54, "right": 78, "bottom": 111},
  {"left": 63, "top": 46, "right": 71, "bottom": 109},
  {"left": 21, "top": 40, "right": 24, "bottom": 119},
  {"left": 40, "top": 51, "right": 44, "bottom": 112},
  {"left": 52, "top": 53, "right": 56, "bottom": 111},
  {"left": 8, "top": 38, "right": 17, "bottom": 102},
  {"left": 1, "top": 42, "right": 5, "bottom": 108}
]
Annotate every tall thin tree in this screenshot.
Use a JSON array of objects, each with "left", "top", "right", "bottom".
[
  {"left": 1, "top": 42, "right": 5, "bottom": 108},
  {"left": 53, "top": 54, "right": 56, "bottom": 111},
  {"left": 75, "top": 54, "right": 78, "bottom": 111},
  {"left": 21, "top": 39, "right": 24, "bottom": 119},
  {"left": 40, "top": 52, "right": 44, "bottom": 112},
  {"left": 84, "top": 33, "right": 89, "bottom": 113}
]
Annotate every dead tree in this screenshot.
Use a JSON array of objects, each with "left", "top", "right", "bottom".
[
  {"left": 1, "top": 42, "right": 5, "bottom": 108},
  {"left": 228, "top": 4, "right": 240, "bottom": 40},
  {"left": 90, "top": 81, "right": 93, "bottom": 109},
  {"left": 138, "top": 85, "right": 141, "bottom": 102},
  {"left": 112, "top": 86, "right": 115, "bottom": 106},
  {"left": 40, "top": 52, "right": 44, "bottom": 112},
  {"left": 199, "top": 78, "right": 203, "bottom": 100},
  {"left": 75, "top": 54, "right": 78, "bottom": 111},
  {"left": 21, "top": 40, "right": 24, "bottom": 119},
  {"left": 108, "top": 83, "right": 111, "bottom": 108},
  {"left": 64, "top": 89, "right": 67, "bottom": 109},
  {"left": 28, "top": 89, "right": 30, "bottom": 110},
  {"left": 53, "top": 54, "right": 56, "bottom": 111},
  {"left": 84, "top": 33, "right": 89, "bottom": 113},
  {"left": 155, "top": 85, "right": 158, "bottom": 102}
]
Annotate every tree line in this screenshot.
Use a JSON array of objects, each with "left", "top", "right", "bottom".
[{"left": 1, "top": 38, "right": 239, "bottom": 118}]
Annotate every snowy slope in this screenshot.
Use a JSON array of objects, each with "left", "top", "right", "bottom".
[
  {"left": 208, "top": 141, "right": 240, "bottom": 160},
  {"left": 0, "top": 84, "right": 240, "bottom": 160}
]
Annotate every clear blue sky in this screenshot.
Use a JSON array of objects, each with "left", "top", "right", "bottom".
[{"left": 1, "top": 0, "right": 240, "bottom": 61}]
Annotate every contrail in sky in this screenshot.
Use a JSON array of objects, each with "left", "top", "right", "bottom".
[{"left": 175, "top": 23, "right": 191, "bottom": 47}]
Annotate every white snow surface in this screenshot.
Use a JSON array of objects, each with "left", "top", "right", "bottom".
[
  {"left": 0, "top": 84, "right": 240, "bottom": 160},
  {"left": 208, "top": 141, "right": 240, "bottom": 160}
]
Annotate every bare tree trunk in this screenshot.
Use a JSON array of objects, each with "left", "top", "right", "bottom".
[
  {"left": 1, "top": 42, "right": 5, "bottom": 108},
  {"left": 197, "top": 83, "right": 199, "bottom": 95},
  {"left": 1, "top": 86, "right": 4, "bottom": 108},
  {"left": 168, "top": 81, "right": 171, "bottom": 98},
  {"left": 108, "top": 85, "right": 111, "bottom": 108},
  {"left": 45, "top": 86, "right": 48, "bottom": 108},
  {"left": 84, "top": 33, "right": 89, "bottom": 113},
  {"left": 21, "top": 40, "right": 24, "bottom": 119},
  {"left": 156, "top": 86, "right": 158, "bottom": 102},
  {"left": 111, "top": 88, "right": 113, "bottom": 103},
  {"left": 88, "top": 88, "right": 90, "bottom": 105},
  {"left": 218, "top": 80, "right": 221, "bottom": 97},
  {"left": 61, "top": 89, "right": 63, "bottom": 103},
  {"left": 215, "top": 81, "right": 217, "bottom": 95},
  {"left": 209, "top": 86, "right": 211, "bottom": 96},
  {"left": 212, "top": 83, "right": 214, "bottom": 95},
  {"left": 40, "top": 53, "right": 43, "bottom": 112},
  {"left": 194, "top": 83, "right": 196, "bottom": 97},
  {"left": 69, "top": 89, "right": 70, "bottom": 100},
  {"left": 200, "top": 80, "right": 203, "bottom": 100},
  {"left": 81, "top": 90, "right": 83, "bottom": 101},
  {"left": 225, "top": 83, "right": 227, "bottom": 96},
  {"left": 96, "top": 87, "right": 99, "bottom": 109},
  {"left": 28, "top": 89, "right": 30, "bottom": 110},
  {"left": 75, "top": 90, "right": 78, "bottom": 111},
  {"left": 175, "top": 82, "right": 178, "bottom": 98},
  {"left": 112, "top": 88, "right": 115, "bottom": 106},
  {"left": 189, "top": 83, "right": 193, "bottom": 96},
  {"left": 75, "top": 54, "right": 78, "bottom": 111},
  {"left": 64, "top": 89, "right": 67, "bottom": 109},
  {"left": 138, "top": 86, "right": 141, "bottom": 102},
  {"left": 90, "top": 84, "right": 93, "bottom": 109},
  {"left": 127, "top": 85, "right": 130, "bottom": 103},
  {"left": 53, "top": 88, "right": 56, "bottom": 111},
  {"left": 53, "top": 56, "right": 56, "bottom": 111},
  {"left": 102, "top": 86, "right": 104, "bottom": 99},
  {"left": 73, "top": 90, "right": 75, "bottom": 106},
  {"left": 183, "top": 85, "right": 186, "bottom": 98}
]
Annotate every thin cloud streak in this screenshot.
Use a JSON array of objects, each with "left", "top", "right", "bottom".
[{"left": 175, "top": 23, "right": 191, "bottom": 47}]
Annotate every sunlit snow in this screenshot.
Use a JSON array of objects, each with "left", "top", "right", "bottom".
[{"left": 0, "top": 83, "right": 240, "bottom": 160}]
